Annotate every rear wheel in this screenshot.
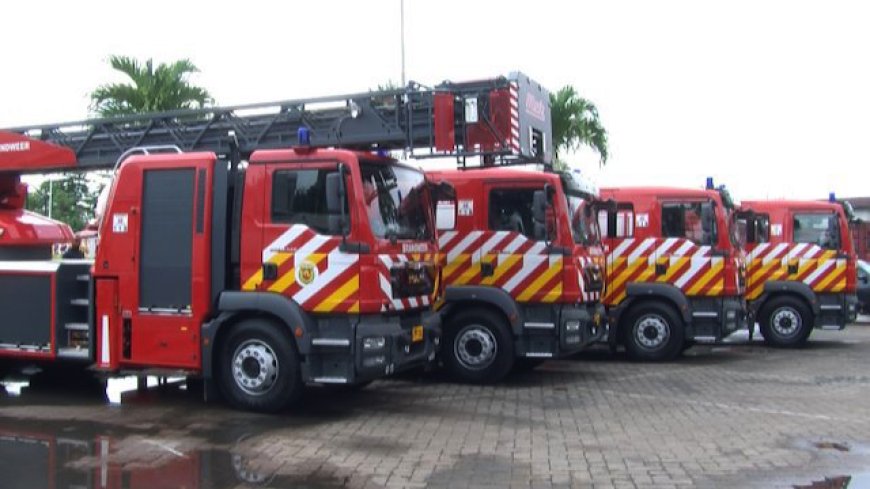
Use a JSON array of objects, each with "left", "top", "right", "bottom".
[
  {"left": 217, "top": 319, "right": 303, "bottom": 413},
  {"left": 443, "top": 308, "right": 514, "bottom": 383},
  {"left": 622, "top": 302, "right": 685, "bottom": 361},
  {"left": 759, "top": 296, "right": 813, "bottom": 347}
]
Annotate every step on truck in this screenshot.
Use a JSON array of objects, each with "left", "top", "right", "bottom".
[
  {"left": 0, "top": 74, "right": 541, "bottom": 411},
  {"left": 429, "top": 166, "right": 607, "bottom": 382},
  {"left": 597, "top": 180, "right": 748, "bottom": 361},
  {"left": 737, "top": 196, "right": 859, "bottom": 346}
]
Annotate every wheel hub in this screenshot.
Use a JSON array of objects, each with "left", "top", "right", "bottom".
[
  {"left": 232, "top": 340, "right": 279, "bottom": 396},
  {"left": 771, "top": 307, "right": 801, "bottom": 337},
  {"left": 455, "top": 325, "right": 497, "bottom": 370},
  {"left": 635, "top": 314, "right": 669, "bottom": 349}
]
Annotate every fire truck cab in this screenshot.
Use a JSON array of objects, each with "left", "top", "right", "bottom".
[
  {"left": 598, "top": 184, "right": 747, "bottom": 361},
  {"left": 738, "top": 197, "right": 858, "bottom": 346},
  {"left": 430, "top": 168, "right": 607, "bottom": 382}
]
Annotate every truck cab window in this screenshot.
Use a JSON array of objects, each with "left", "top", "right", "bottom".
[
  {"left": 489, "top": 188, "right": 543, "bottom": 240},
  {"left": 793, "top": 213, "right": 840, "bottom": 250},
  {"left": 661, "top": 202, "right": 717, "bottom": 245},
  {"left": 271, "top": 169, "right": 348, "bottom": 235},
  {"left": 597, "top": 207, "right": 634, "bottom": 238}
]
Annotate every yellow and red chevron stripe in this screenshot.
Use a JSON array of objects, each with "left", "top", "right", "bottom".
[
  {"left": 438, "top": 230, "right": 594, "bottom": 304},
  {"left": 744, "top": 243, "right": 846, "bottom": 300},
  {"left": 604, "top": 238, "right": 725, "bottom": 306}
]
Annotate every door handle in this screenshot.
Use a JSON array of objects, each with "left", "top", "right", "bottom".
[
  {"left": 788, "top": 263, "right": 799, "bottom": 274},
  {"left": 655, "top": 263, "right": 668, "bottom": 275},
  {"left": 480, "top": 261, "right": 494, "bottom": 277},
  {"left": 262, "top": 263, "right": 278, "bottom": 280}
]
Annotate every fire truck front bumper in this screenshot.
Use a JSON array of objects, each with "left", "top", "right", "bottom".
[
  {"left": 353, "top": 310, "right": 441, "bottom": 382},
  {"left": 518, "top": 302, "right": 607, "bottom": 359}
]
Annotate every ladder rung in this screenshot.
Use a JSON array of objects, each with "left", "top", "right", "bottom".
[{"left": 65, "top": 323, "right": 89, "bottom": 331}]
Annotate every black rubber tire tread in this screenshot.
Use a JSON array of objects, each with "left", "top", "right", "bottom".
[
  {"left": 759, "top": 296, "right": 813, "bottom": 348},
  {"left": 442, "top": 308, "right": 514, "bottom": 384},
  {"left": 217, "top": 318, "right": 303, "bottom": 413},
  {"left": 621, "top": 301, "right": 685, "bottom": 362}
]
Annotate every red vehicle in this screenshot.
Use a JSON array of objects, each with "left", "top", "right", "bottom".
[
  {"left": 429, "top": 167, "right": 606, "bottom": 382},
  {"left": 598, "top": 181, "right": 747, "bottom": 360},
  {"left": 0, "top": 74, "right": 545, "bottom": 412},
  {"left": 737, "top": 196, "right": 858, "bottom": 346}
]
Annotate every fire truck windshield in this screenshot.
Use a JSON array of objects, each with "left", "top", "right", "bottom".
[
  {"left": 566, "top": 193, "right": 601, "bottom": 246},
  {"left": 360, "top": 161, "right": 433, "bottom": 241}
]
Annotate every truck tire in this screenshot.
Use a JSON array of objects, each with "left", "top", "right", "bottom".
[
  {"left": 217, "top": 318, "right": 303, "bottom": 413},
  {"left": 443, "top": 308, "right": 514, "bottom": 383},
  {"left": 621, "top": 302, "right": 685, "bottom": 361},
  {"left": 759, "top": 296, "right": 813, "bottom": 348}
]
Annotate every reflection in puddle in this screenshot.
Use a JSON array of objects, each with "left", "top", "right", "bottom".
[{"left": 0, "top": 417, "right": 346, "bottom": 489}]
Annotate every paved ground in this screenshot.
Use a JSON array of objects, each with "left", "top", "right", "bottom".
[{"left": 2, "top": 323, "right": 870, "bottom": 488}]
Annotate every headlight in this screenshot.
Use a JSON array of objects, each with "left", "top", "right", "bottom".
[
  {"left": 726, "top": 310, "right": 737, "bottom": 320},
  {"left": 565, "top": 321, "right": 581, "bottom": 332},
  {"left": 363, "top": 337, "right": 386, "bottom": 351}
]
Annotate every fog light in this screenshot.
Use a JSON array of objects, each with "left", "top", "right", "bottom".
[
  {"left": 726, "top": 310, "right": 737, "bottom": 320},
  {"left": 434, "top": 337, "right": 440, "bottom": 346},
  {"left": 566, "top": 334, "right": 581, "bottom": 345},
  {"left": 363, "top": 355, "right": 386, "bottom": 367},
  {"left": 566, "top": 321, "right": 581, "bottom": 332},
  {"left": 403, "top": 345, "right": 410, "bottom": 354},
  {"left": 363, "top": 336, "right": 386, "bottom": 351}
]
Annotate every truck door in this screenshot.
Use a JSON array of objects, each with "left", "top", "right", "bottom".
[
  {"left": 256, "top": 162, "right": 360, "bottom": 313},
  {"left": 736, "top": 211, "right": 771, "bottom": 301},
  {"left": 790, "top": 211, "right": 844, "bottom": 293},
  {"left": 659, "top": 200, "right": 721, "bottom": 297},
  {"left": 114, "top": 157, "right": 214, "bottom": 369},
  {"left": 483, "top": 184, "right": 561, "bottom": 303},
  {"left": 598, "top": 203, "right": 636, "bottom": 305}
]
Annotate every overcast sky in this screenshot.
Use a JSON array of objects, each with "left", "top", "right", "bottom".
[{"left": 2, "top": 0, "right": 867, "bottom": 200}]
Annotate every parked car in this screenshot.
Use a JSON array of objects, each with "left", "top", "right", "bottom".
[{"left": 858, "top": 260, "right": 870, "bottom": 314}]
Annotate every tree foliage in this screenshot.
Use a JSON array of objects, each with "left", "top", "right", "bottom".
[
  {"left": 25, "top": 174, "right": 99, "bottom": 231},
  {"left": 550, "top": 86, "right": 609, "bottom": 166},
  {"left": 90, "top": 55, "right": 213, "bottom": 117}
]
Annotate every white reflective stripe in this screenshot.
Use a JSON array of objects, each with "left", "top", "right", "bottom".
[
  {"left": 502, "top": 234, "right": 529, "bottom": 254},
  {"left": 438, "top": 230, "right": 459, "bottom": 249},
  {"left": 628, "top": 239, "right": 655, "bottom": 262},
  {"left": 447, "top": 230, "right": 483, "bottom": 262},
  {"left": 674, "top": 254, "right": 709, "bottom": 288},
  {"left": 408, "top": 297, "right": 419, "bottom": 308},
  {"left": 526, "top": 241, "right": 547, "bottom": 255},
  {"left": 749, "top": 243, "right": 769, "bottom": 260},
  {"left": 803, "top": 258, "right": 835, "bottom": 285},
  {"left": 311, "top": 338, "right": 351, "bottom": 346},
  {"left": 654, "top": 238, "right": 679, "bottom": 256},
  {"left": 762, "top": 243, "right": 788, "bottom": 263},
  {"left": 293, "top": 234, "right": 332, "bottom": 261},
  {"left": 609, "top": 238, "right": 635, "bottom": 259},
  {"left": 671, "top": 240, "right": 695, "bottom": 257},
  {"left": 479, "top": 231, "right": 511, "bottom": 256},
  {"left": 503, "top": 255, "right": 547, "bottom": 292},
  {"left": 790, "top": 243, "right": 808, "bottom": 259},
  {"left": 261, "top": 224, "right": 307, "bottom": 262},
  {"left": 100, "top": 315, "right": 110, "bottom": 365},
  {"left": 0, "top": 261, "right": 61, "bottom": 272},
  {"left": 525, "top": 352, "right": 554, "bottom": 358},
  {"left": 293, "top": 255, "right": 359, "bottom": 304},
  {"left": 693, "top": 336, "right": 718, "bottom": 342}
]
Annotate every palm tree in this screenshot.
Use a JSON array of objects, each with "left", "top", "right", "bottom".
[
  {"left": 90, "top": 56, "right": 213, "bottom": 117},
  {"left": 550, "top": 86, "right": 609, "bottom": 166}
]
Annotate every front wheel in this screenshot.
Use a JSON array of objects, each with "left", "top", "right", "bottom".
[
  {"left": 759, "top": 297, "right": 813, "bottom": 347},
  {"left": 621, "top": 302, "right": 685, "bottom": 361},
  {"left": 443, "top": 309, "right": 514, "bottom": 383},
  {"left": 217, "top": 319, "right": 303, "bottom": 413}
]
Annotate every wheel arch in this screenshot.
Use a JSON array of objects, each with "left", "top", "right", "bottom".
[
  {"left": 441, "top": 286, "right": 522, "bottom": 335},
  {"left": 609, "top": 283, "right": 692, "bottom": 345},
  {"left": 752, "top": 281, "right": 820, "bottom": 318},
  {"left": 201, "top": 292, "right": 311, "bottom": 380}
]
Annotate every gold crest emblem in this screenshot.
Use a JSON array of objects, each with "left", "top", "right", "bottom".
[{"left": 297, "top": 261, "right": 318, "bottom": 285}]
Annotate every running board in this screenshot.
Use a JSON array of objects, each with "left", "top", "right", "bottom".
[
  {"left": 312, "top": 377, "right": 349, "bottom": 384},
  {"left": 525, "top": 352, "right": 554, "bottom": 358}
]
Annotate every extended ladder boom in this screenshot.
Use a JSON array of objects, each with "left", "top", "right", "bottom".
[{"left": 0, "top": 72, "right": 552, "bottom": 172}]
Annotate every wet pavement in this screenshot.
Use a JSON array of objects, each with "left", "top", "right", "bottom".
[{"left": 1, "top": 323, "right": 870, "bottom": 488}]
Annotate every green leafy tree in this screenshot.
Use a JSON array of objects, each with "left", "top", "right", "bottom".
[
  {"left": 550, "top": 86, "right": 609, "bottom": 167},
  {"left": 90, "top": 55, "right": 213, "bottom": 116},
  {"left": 26, "top": 173, "right": 98, "bottom": 231}
]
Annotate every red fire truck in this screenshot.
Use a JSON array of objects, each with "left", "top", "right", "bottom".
[
  {"left": 429, "top": 167, "right": 606, "bottom": 382},
  {"left": 598, "top": 181, "right": 747, "bottom": 360},
  {"left": 737, "top": 196, "right": 858, "bottom": 346},
  {"left": 0, "top": 74, "right": 546, "bottom": 411}
]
